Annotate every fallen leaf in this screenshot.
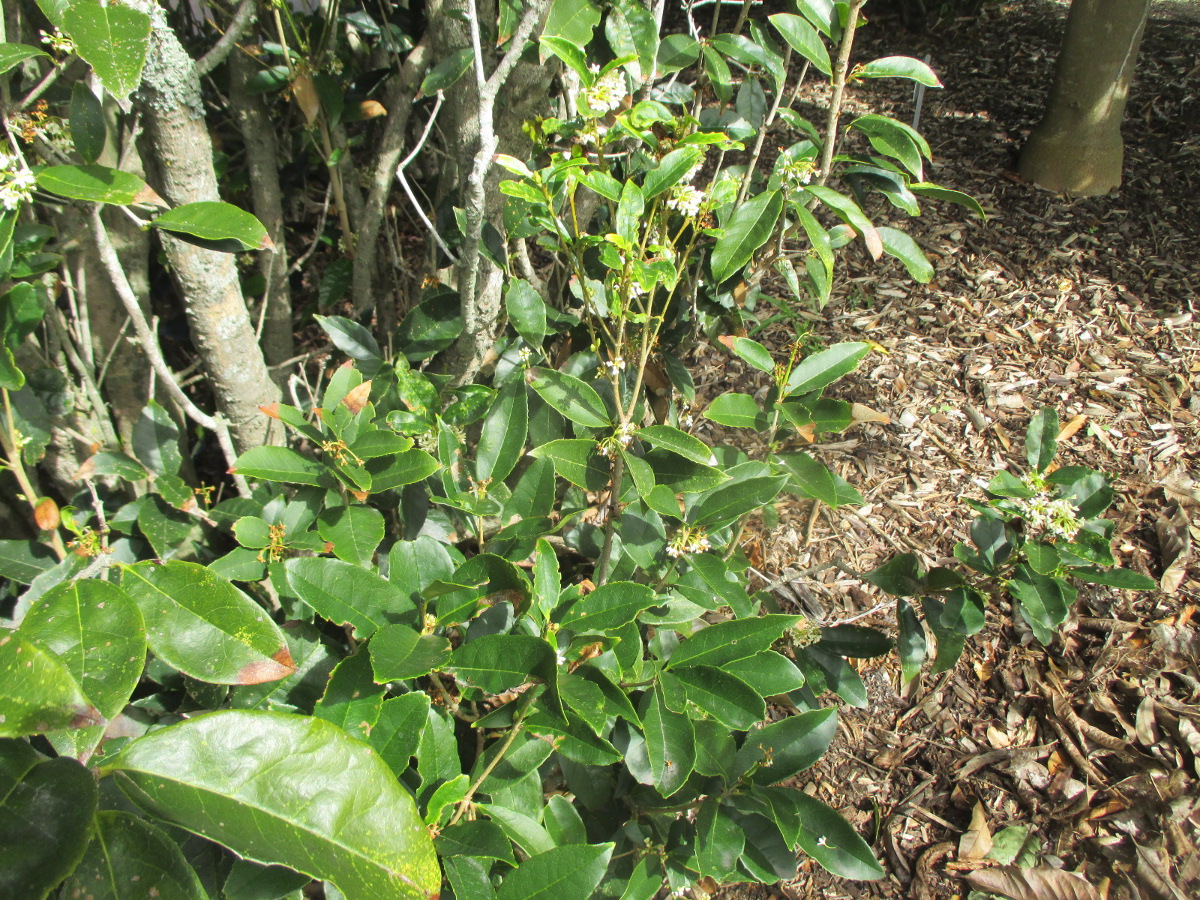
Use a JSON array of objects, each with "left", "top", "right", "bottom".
[
  {"left": 1156, "top": 504, "right": 1191, "bottom": 594},
  {"left": 1056, "top": 414, "right": 1087, "bottom": 443},
  {"left": 959, "top": 801, "right": 993, "bottom": 860},
  {"left": 850, "top": 402, "right": 891, "bottom": 425},
  {"left": 964, "top": 865, "right": 1102, "bottom": 900}
]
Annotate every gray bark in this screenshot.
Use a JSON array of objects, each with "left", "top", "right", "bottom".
[
  {"left": 1019, "top": 0, "right": 1151, "bottom": 196},
  {"left": 138, "top": 14, "right": 280, "bottom": 450}
]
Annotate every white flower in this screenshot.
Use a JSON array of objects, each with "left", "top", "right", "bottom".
[
  {"left": 583, "top": 67, "right": 628, "bottom": 114},
  {"left": 519, "top": 346, "right": 533, "bottom": 365},
  {"left": 603, "top": 356, "right": 627, "bottom": 377},
  {"left": 666, "top": 184, "right": 706, "bottom": 218},
  {"left": 615, "top": 421, "right": 636, "bottom": 447},
  {"left": 0, "top": 155, "right": 36, "bottom": 211},
  {"left": 1013, "top": 493, "right": 1084, "bottom": 541}
]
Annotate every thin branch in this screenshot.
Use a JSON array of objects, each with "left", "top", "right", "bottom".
[
  {"left": 814, "top": 0, "right": 865, "bottom": 188},
  {"left": 88, "top": 205, "right": 251, "bottom": 497},
  {"left": 18, "top": 57, "right": 76, "bottom": 110},
  {"left": 196, "top": 0, "right": 259, "bottom": 76},
  {"left": 737, "top": 45, "right": 793, "bottom": 206},
  {"left": 394, "top": 89, "right": 459, "bottom": 264}
]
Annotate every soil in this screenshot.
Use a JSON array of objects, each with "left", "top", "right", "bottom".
[{"left": 703, "top": 2, "right": 1200, "bottom": 898}]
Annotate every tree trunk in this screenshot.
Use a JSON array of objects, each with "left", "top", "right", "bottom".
[
  {"left": 1018, "top": 0, "right": 1151, "bottom": 196},
  {"left": 229, "top": 49, "right": 294, "bottom": 378},
  {"left": 138, "top": 18, "right": 280, "bottom": 450}
]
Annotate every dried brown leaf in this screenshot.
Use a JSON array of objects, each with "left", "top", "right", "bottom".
[
  {"left": 1056, "top": 414, "right": 1087, "bottom": 443},
  {"left": 291, "top": 73, "right": 321, "bottom": 125},
  {"left": 1156, "top": 504, "right": 1191, "bottom": 594},
  {"left": 964, "top": 866, "right": 1102, "bottom": 900},
  {"left": 959, "top": 801, "right": 993, "bottom": 860},
  {"left": 342, "top": 380, "right": 373, "bottom": 414},
  {"left": 851, "top": 402, "right": 891, "bottom": 425}
]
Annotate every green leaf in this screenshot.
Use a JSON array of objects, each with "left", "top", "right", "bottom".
[
  {"left": 798, "top": 646, "right": 868, "bottom": 707},
  {"left": 896, "top": 599, "right": 926, "bottom": 687},
  {"left": 804, "top": 185, "right": 883, "bottom": 259},
  {"left": 542, "top": 0, "right": 601, "bottom": 48},
  {"left": 718, "top": 335, "right": 774, "bottom": 373},
  {"left": 497, "top": 843, "right": 613, "bottom": 900},
  {"left": 785, "top": 342, "right": 870, "bottom": 397},
  {"left": 644, "top": 450, "right": 727, "bottom": 494},
  {"left": 856, "top": 55, "right": 942, "bottom": 87},
  {"left": 505, "top": 278, "right": 548, "bottom": 342},
  {"left": 419, "top": 47, "right": 473, "bottom": 98},
  {"left": 738, "top": 707, "right": 837, "bottom": 783},
  {"left": 0, "top": 43, "right": 48, "bottom": 75},
  {"left": 817, "top": 625, "right": 893, "bottom": 658},
  {"left": 768, "top": 14, "right": 831, "bottom": 75},
  {"left": 0, "top": 632, "right": 98, "bottom": 737},
  {"left": 223, "top": 859, "right": 311, "bottom": 900},
  {"left": 36, "top": 163, "right": 154, "bottom": 205},
  {"left": 878, "top": 226, "right": 933, "bottom": 282},
  {"left": 526, "top": 367, "right": 610, "bottom": 427},
  {"left": 314, "top": 647, "right": 384, "bottom": 740},
  {"left": 657, "top": 34, "right": 700, "bottom": 74},
  {"left": 1008, "top": 566, "right": 1069, "bottom": 645},
  {"left": 370, "top": 626, "right": 451, "bottom": 681},
  {"left": 449, "top": 634, "right": 557, "bottom": 695},
  {"left": 436, "top": 819, "right": 516, "bottom": 865},
  {"left": 696, "top": 798, "right": 744, "bottom": 880},
  {"left": 543, "top": 793, "right": 587, "bottom": 846},
  {"left": 108, "top": 711, "right": 440, "bottom": 899},
  {"left": 232, "top": 446, "right": 329, "bottom": 486},
  {"left": 0, "top": 539, "right": 57, "bottom": 585},
  {"left": 122, "top": 561, "right": 295, "bottom": 685},
  {"left": 775, "top": 452, "right": 863, "bottom": 508},
  {"left": 397, "top": 295, "right": 464, "bottom": 361},
  {"left": 477, "top": 378, "right": 528, "bottom": 484},
  {"left": 616, "top": 180, "right": 644, "bottom": 244},
  {"left": 667, "top": 615, "right": 801, "bottom": 670},
  {"left": 862, "top": 553, "right": 924, "bottom": 596},
  {"left": 0, "top": 754, "right": 97, "bottom": 898},
  {"left": 642, "top": 147, "right": 703, "bottom": 200},
  {"left": 704, "top": 393, "right": 769, "bottom": 430},
  {"left": 849, "top": 113, "right": 932, "bottom": 180},
  {"left": 634, "top": 426, "right": 710, "bottom": 466},
  {"left": 642, "top": 681, "right": 694, "bottom": 797},
  {"left": 721, "top": 651, "right": 805, "bottom": 696},
  {"left": 1068, "top": 566, "right": 1156, "bottom": 590},
  {"left": 909, "top": 182, "right": 986, "bottom": 220},
  {"left": 67, "top": 83, "right": 106, "bottom": 166},
  {"left": 365, "top": 448, "right": 440, "bottom": 492},
  {"left": 921, "top": 596, "right": 966, "bottom": 673},
  {"left": 529, "top": 439, "right": 609, "bottom": 491},
  {"left": 20, "top": 580, "right": 144, "bottom": 753},
  {"left": 64, "top": 0, "right": 152, "bottom": 99},
  {"left": 153, "top": 201, "right": 272, "bottom": 252},
  {"left": 1025, "top": 407, "right": 1059, "bottom": 473},
  {"left": 317, "top": 314, "right": 382, "bottom": 364},
  {"left": 711, "top": 190, "right": 783, "bottom": 284},
  {"left": 762, "top": 787, "right": 885, "bottom": 880},
  {"left": 671, "top": 666, "right": 765, "bottom": 730},
  {"left": 317, "top": 505, "right": 385, "bottom": 567},
  {"left": 559, "top": 580, "right": 658, "bottom": 635},
  {"left": 689, "top": 552, "right": 753, "bottom": 619},
  {"left": 688, "top": 475, "right": 787, "bottom": 529},
  {"left": 61, "top": 811, "right": 209, "bottom": 900},
  {"left": 285, "top": 557, "right": 414, "bottom": 638}
]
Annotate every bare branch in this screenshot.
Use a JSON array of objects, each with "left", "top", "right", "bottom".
[{"left": 196, "top": 0, "right": 258, "bottom": 77}]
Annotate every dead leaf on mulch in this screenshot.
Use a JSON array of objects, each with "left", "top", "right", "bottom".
[
  {"left": 963, "top": 866, "right": 1102, "bottom": 900},
  {"left": 1156, "top": 503, "right": 1192, "bottom": 594},
  {"left": 959, "top": 801, "right": 993, "bottom": 861}
]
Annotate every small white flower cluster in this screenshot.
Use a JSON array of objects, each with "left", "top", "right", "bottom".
[
  {"left": 0, "top": 152, "right": 36, "bottom": 212},
  {"left": 666, "top": 527, "right": 711, "bottom": 559},
  {"left": 518, "top": 346, "right": 533, "bottom": 365},
  {"left": 666, "top": 184, "right": 706, "bottom": 218},
  {"left": 602, "top": 356, "right": 626, "bottom": 377},
  {"left": 40, "top": 28, "right": 75, "bottom": 55},
  {"left": 779, "top": 155, "right": 815, "bottom": 191},
  {"left": 1014, "top": 493, "right": 1084, "bottom": 541},
  {"left": 614, "top": 421, "right": 636, "bottom": 447},
  {"left": 583, "top": 67, "right": 628, "bottom": 114}
]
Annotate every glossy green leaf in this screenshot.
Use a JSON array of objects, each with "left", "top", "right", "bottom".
[
  {"left": 719, "top": 335, "right": 774, "bottom": 373},
  {"left": 642, "top": 682, "right": 694, "bottom": 797},
  {"left": 0, "top": 754, "right": 97, "bottom": 899},
  {"left": 20, "top": 580, "right": 144, "bottom": 752},
  {"left": 644, "top": 450, "right": 728, "bottom": 494},
  {"left": 688, "top": 552, "right": 754, "bottom": 618},
  {"left": 849, "top": 113, "right": 931, "bottom": 179},
  {"left": 67, "top": 81, "right": 106, "bottom": 163},
  {"left": 505, "top": 278, "right": 549, "bottom": 342},
  {"left": 418, "top": 47, "right": 473, "bottom": 98},
  {"left": 62, "top": 810, "right": 209, "bottom": 900},
  {"left": 856, "top": 55, "right": 942, "bottom": 87},
  {"left": 667, "top": 615, "right": 800, "bottom": 670},
  {"left": 671, "top": 665, "right": 764, "bottom": 729},
  {"left": 477, "top": 378, "right": 528, "bottom": 484},
  {"left": 529, "top": 439, "right": 609, "bottom": 491},
  {"left": 370, "top": 626, "right": 451, "bottom": 681},
  {"left": 1008, "top": 565, "right": 1069, "bottom": 645},
  {"left": 232, "top": 446, "right": 329, "bottom": 486},
  {"left": 543, "top": 794, "right": 587, "bottom": 846},
  {"left": 910, "top": 182, "right": 986, "bottom": 219},
  {"left": 153, "top": 201, "right": 271, "bottom": 252},
  {"left": 711, "top": 191, "right": 783, "bottom": 284},
  {"left": 696, "top": 798, "right": 744, "bottom": 880},
  {"left": 785, "top": 342, "right": 870, "bottom": 397},
  {"left": 397, "top": 295, "right": 463, "bottom": 361},
  {"left": 0, "top": 539, "right": 58, "bottom": 585},
  {"left": 1025, "top": 407, "right": 1059, "bottom": 473},
  {"left": 365, "top": 448, "right": 440, "bottom": 492},
  {"left": 559, "top": 580, "right": 658, "bottom": 634},
  {"left": 878, "top": 226, "right": 933, "bottom": 282},
  {"left": 285, "top": 557, "right": 413, "bottom": 638},
  {"left": 637, "top": 425, "right": 712, "bottom": 466},
  {"left": 896, "top": 599, "right": 926, "bottom": 687},
  {"left": 317, "top": 505, "right": 385, "bottom": 567},
  {"left": 642, "top": 147, "right": 703, "bottom": 200},
  {"left": 36, "top": 164, "right": 154, "bottom": 205},
  {"left": 0, "top": 43, "right": 48, "bottom": 75},
  {"left": 737, "top": 707, "right": 836, "bottom": 783},
  {"left": 817, "top": 624, "right": 893, "bottom": 658},
  {"left": 122, "top": 561, "right": 295, "bottom": 685},
  {"left": 0, "top": 632, "right": 98, "bottom": 737},
  {"left": 1068, "top": 566, "right": 1156, "bottom": 590},
  {"left": 369, "top": 693, "right": 430, "bottom": 777},
  {"left": 317, "top": 314, "right": 382, "bottom": 364},
  {"left": 657, "top": 33, "right": 700, "bottom": 73},
  {"left": 721, "top": 651, "right": 805, "bottom": 696},
  {"left": 775, "top": 451, "right": 863, "bottom": 508},
  {"left": 108, "top": 711, "right": 440, "bottom": 899},
  {"left": 224, "top": 859, "right": 311, "bottom": 900},
  {"left": 688, "top": 475, "right": 787, "bottom": 529},
  {"left": 526, "top": 367, "right": 610, "bottom": 427},
  {"left": 798, "top": 646, "right": 868, "bottom": 707},
  {"left": 497, "top": 843, "right": 613, "bottom": 900},
  {"left": 704, "top": 393, "right": 769, "bottom": 430},
  {"left": 804, "top": 185, "right": 882, "bottom": 259},
  {"left": 314, "top": 648, "right": 385, "bottom": 740},
  {"left": 921, "top": 596, "right": 965, "bottom": 673},
  {"left": 449, "top": 634, "right": 557, "bottom": 695},
  {"left": 64, "top": 0, "right": 152, "bottom": 99},
  {"left": 768, "top": 13, "right": 831, "bottom": 75},
  {"left": 761, "top": 786, "right": 884, "bottom": 880}
]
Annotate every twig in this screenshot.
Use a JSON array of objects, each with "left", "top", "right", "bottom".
[
  {"left": 288, "top": 183, "right": 333, "bottom": 277},
  {"left": 18, "top": 57, "right": 75, "bottom": 110},
  {"left": 195, "top": 0, "right": 258, "bottom": 77},
  {"left": 737, "top": 46, "right": 794, "bottom": 206},
  {"left": 88, "top": 205, "right": 251, "bottom": 497},
  {"left": 394, "top": 89, "right": 459, "bottom": 264},
  {"left": 446, "top": 691, "right": 535, "bottom": 827},
  {"left": 814, "top": 0, "right": 864, "bottom": 188}
]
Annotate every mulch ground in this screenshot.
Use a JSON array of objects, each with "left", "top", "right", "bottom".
[{"left": 704, "top": 2, "right": 1200, "bottom": 898}]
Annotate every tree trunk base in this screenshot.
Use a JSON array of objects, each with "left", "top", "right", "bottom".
[{"left": 1018, "top": 120, "right": 1124, "bottom": 196}]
